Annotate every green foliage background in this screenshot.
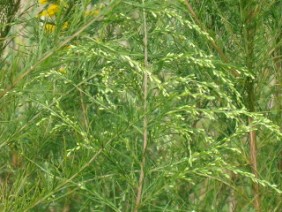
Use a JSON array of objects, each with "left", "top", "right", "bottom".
[{"left": 0, "top": 0, "right": 281, "bottom": 211}]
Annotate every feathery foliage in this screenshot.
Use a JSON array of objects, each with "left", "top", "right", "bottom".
[{"left": 0, "top": 0, "right": 281, "bottom": 211}]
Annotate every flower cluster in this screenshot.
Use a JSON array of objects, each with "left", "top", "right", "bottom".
[
  {"left": 37, "top": 0, "right": 68, "bottom": 32},
  {"left": 37, "top": 0, "right": 100, "bottom": 33}
]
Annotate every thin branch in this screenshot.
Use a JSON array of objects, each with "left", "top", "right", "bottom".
[
  {"left": 134, "top": 0, "right": 148, "bottom": 211},
  {"left": 184, "top": 0, "right": 240, "bottom": 77},
  {"left": 184, "top": 0, "right": 228, "bottom": 62}
]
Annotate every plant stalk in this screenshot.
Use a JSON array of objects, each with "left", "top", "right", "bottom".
[
  {"left": 134, "top": 0, "right": 148, "bottom": 211},
  {"left": 242, "top": 1, "right": 260, "bottom": 210}
]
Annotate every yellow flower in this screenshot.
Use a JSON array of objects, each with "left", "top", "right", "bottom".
[
  {"left": 62, "top": 22, "right": 69, "bottom": 30},
  {"left": 43, "top": 21, "right": 68, "bottom": 33},
  {"left": 44, "top": 23, "right": 56, "bottom": 32},
  {"left": 38, "top": 0, "right": 48, "bottom": 4},
  {"left": 39, "top": 3, "right": 60, "bottom": 17}
]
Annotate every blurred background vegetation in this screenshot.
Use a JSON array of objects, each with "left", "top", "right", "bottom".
[{"left": 0, "top": 0, "right": 281, "bottom": 211}]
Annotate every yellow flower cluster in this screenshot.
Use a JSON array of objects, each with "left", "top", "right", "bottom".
[
  {"left": 44, "top": 22, "right": 68, "bottom": 33},
  {"left": 38, "top": 0, "right": 100, "bottom": 33},
  {"left": 38, "top": 0, "right": 67, "bottom": 33},
  {"left": 38, "top": 3, "right": 60, "bottom": 17}
]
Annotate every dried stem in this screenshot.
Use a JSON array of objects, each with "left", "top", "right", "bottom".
[
  {"left": 248, "top": 117, "right": 260, "bottom": 211},
  {"left": 134, "top": 0, "right": 148, "bottom": 211}
]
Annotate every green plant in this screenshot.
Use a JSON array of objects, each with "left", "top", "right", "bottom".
[{"left": 0, "top": 0, "right": 281, "bottom": 211}]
